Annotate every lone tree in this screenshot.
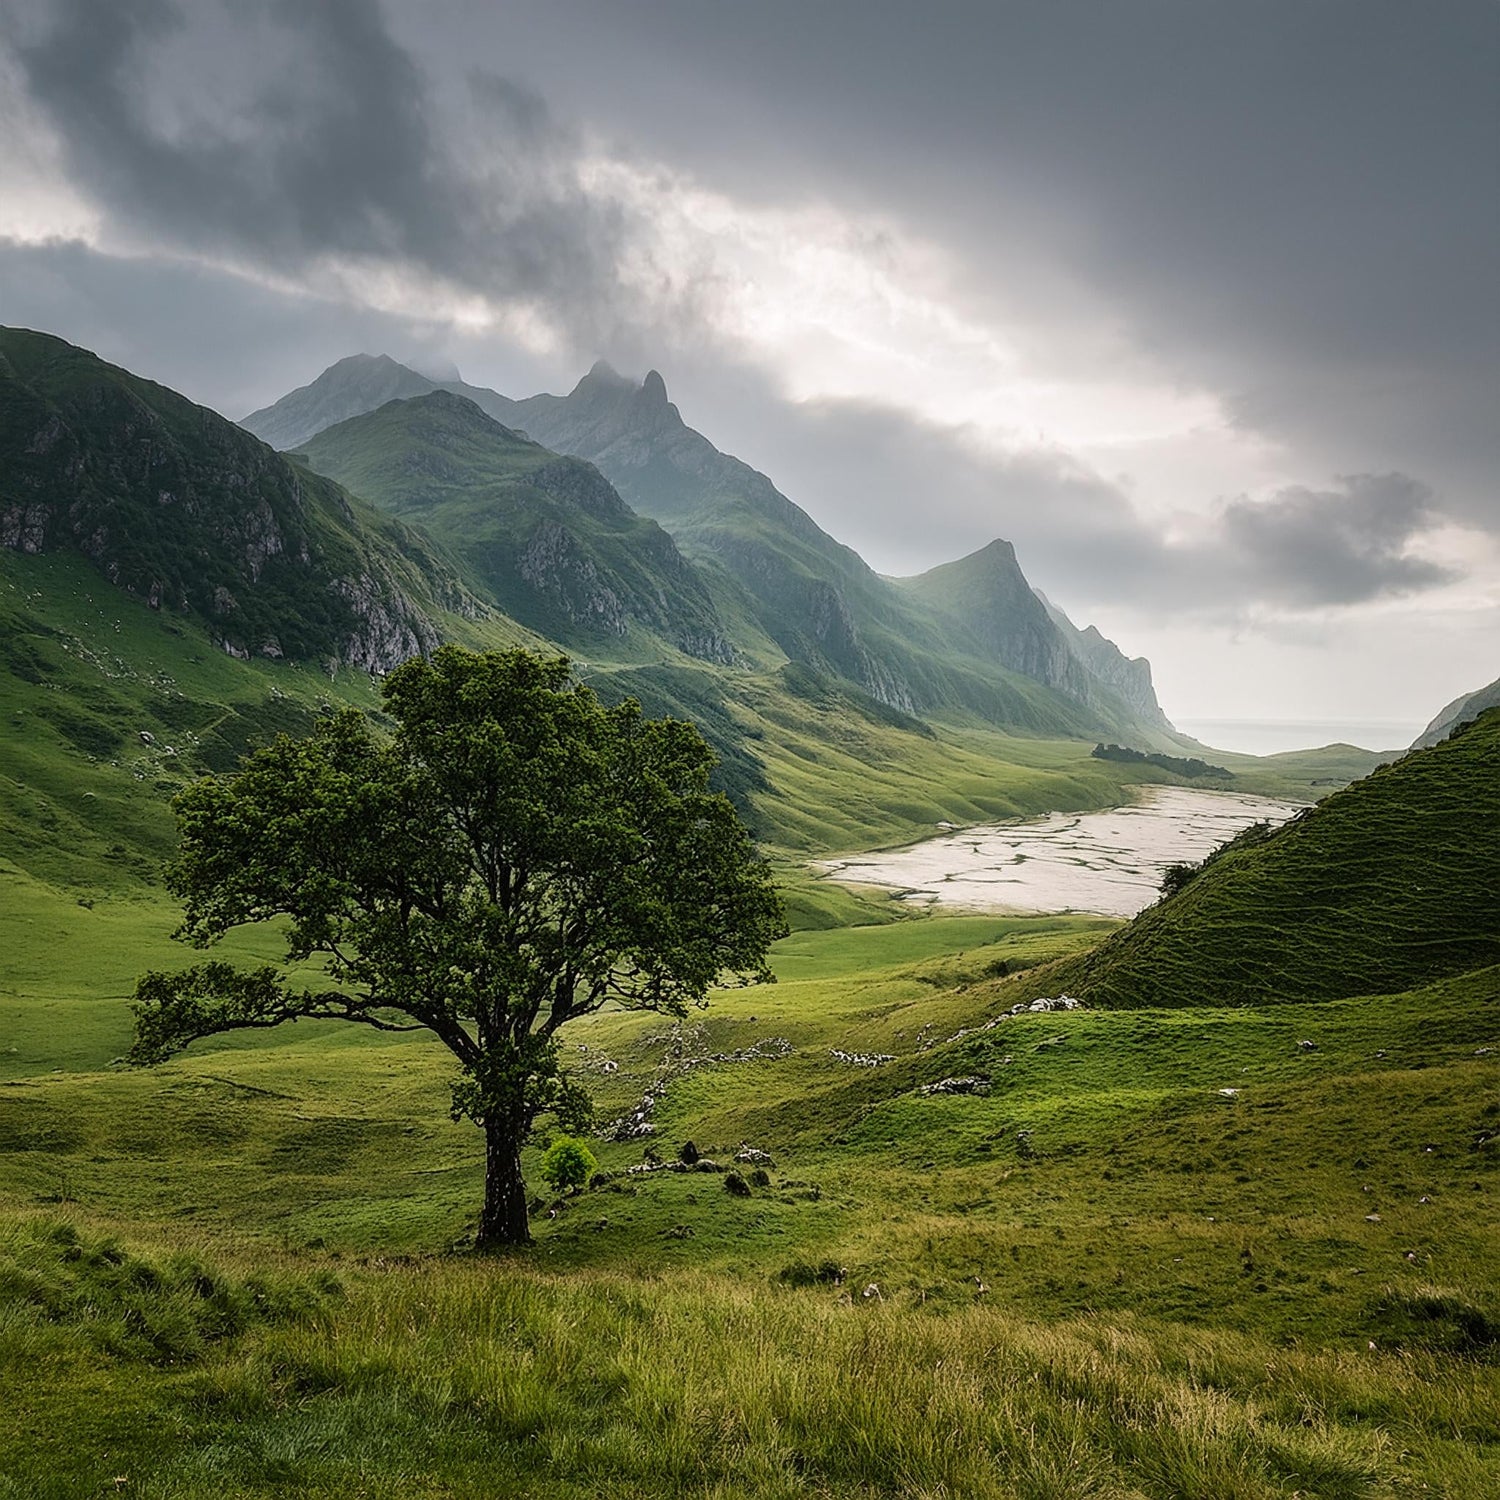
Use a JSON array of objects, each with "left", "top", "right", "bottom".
[{"left": 130, "top": 646, "right": 786, "bottom": 1247}]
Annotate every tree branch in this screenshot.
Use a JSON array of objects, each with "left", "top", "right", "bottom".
[{"left": 130, "top": 962, "right": 430, "bottom": 1065}]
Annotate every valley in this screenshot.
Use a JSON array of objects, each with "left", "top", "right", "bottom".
[{"left": 1, "top": 329, "right": 1496, "bottom": 1498}]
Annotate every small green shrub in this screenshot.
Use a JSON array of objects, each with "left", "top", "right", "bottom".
[
  {"left": 777, "top": 1259, "right": 847, "bottom": 1287},
  {"left": 540, "top": 1137, "right": 598, "bottom": 1196}
]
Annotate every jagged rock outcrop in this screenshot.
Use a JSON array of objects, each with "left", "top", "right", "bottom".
[{"left": 1038, "top": 592, "right": 1173, "bottom": 731}]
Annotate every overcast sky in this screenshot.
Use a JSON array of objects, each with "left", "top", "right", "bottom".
[{"left": 3, "top": 0, "right": 1496, "bottom": 741}]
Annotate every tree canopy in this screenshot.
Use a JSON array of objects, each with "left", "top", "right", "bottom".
[{"left": 131, "top": 646, "right": 786, "bottom": 1246}]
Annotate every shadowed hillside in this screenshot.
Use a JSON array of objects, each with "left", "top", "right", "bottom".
[{"left": 0, "top": 329, "right": 472, "bottom": 671}]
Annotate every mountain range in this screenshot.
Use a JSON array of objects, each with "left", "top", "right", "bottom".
[{"left": 246, "top": 352, "right": 1173, "bottom": 741}]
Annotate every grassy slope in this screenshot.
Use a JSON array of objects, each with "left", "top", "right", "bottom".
[
  {"left": 2, "top": 899, "right": 1496, "bottom": 1496},
  {"left": 1007, "top": 710, "right": 1500, "bottom": 1009},
  {"left": 0, "top": 548, "right": 542, "bottom": 891},
  {"left": 0, "top": 328, "right": 465, "bottom": 664},
  {"left": 296, "top": 393, "right": 729, "bottom": 663},
  {"left": 2, "top": 542, "right": 1206, "bottom": 895}
]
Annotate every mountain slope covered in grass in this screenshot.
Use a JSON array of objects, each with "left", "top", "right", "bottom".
[
  {"left": 1017, "top": 708, "right": 1500, "bottom": 1008},
  {"left": 296, "top": 391, "right": 735, "bottom": 663},
  {"left": 0, "top": 329, "right": 473, "bottom": 671},
  {"left": 245, "top": 354, "right": 1178, "bottom": 742}
]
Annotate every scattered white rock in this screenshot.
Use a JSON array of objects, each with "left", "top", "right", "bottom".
[
  {"left": 831, "top": 1049, "right": 895, "bottom": 1067},
  {"left": 919, "top": 1076, "right": 992, "bottom": 1097}
]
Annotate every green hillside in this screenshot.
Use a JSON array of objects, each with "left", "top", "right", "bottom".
[
  {"left": 4, "top": 882, "right": 1496, "bottom": 1496},
  {"left": 297, "top": 392, "right": 735, "bottom": 664},
  {"left": 0, "top": 328, "right": 472, "bottom": 670},
  {"left": 1014, "top": 708, "right": 1500, "bottom": 1008}
]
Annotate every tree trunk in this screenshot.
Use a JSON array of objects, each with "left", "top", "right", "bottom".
[{"left": 476, "top": 1114, "right": 531, "bottom": 1249}]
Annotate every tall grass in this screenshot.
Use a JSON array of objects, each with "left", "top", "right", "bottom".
[{"left": 4, "top": 1229, "right": 1495, "bottom": 1498}]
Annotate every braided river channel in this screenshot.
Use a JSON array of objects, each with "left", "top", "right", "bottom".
[{"left": 818, "top": 787, "right": 1308, "bottom": 918}]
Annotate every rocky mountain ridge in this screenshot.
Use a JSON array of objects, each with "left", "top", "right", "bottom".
[
  {"left": 296, "top": 392, "right": 736, "bottom": 665},
  {"left": 243, "top": 355, "right": 1175, "bottom": 741}
]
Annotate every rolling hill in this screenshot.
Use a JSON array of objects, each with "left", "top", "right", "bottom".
[{"left": 1011, "top": 707, "right": 1500, "bottom": 1008}]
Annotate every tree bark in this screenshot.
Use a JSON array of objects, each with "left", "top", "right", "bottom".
[{"left": 476, "top": 1114, "right": 531, "bottom": 1249}]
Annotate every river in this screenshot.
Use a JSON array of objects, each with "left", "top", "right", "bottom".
[{"left": 817, "top": 786, "right": 1307, "bottom": 918}]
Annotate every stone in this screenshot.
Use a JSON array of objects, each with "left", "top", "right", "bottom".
[{"left": 919, "top": 1076, "right": 992, "bottom": 1097}]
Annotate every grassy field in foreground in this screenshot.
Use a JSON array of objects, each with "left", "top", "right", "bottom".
[{"left": 2, "top": 871, "right": 1496, "bottom": 1497}]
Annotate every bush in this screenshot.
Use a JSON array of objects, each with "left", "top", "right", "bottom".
[{"left": 540, "top": 1137, "right": 598, "bottom": 1196}]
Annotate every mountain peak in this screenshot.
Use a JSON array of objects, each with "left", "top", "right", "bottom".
[
  {"left": 976, "top": 537, "right": 1019, "bottom": 564},
  {"left": 641, "top": 369, "right": 668, "bottom": 405},
  {"left": 570, "top": 359, "right": 630, "bottom": 398}
]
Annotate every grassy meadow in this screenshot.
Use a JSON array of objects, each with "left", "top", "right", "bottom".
[
  {"left": 3, "top": 867, "right": 1496, "bottom": 1497},
  {"left": 2, "top": 546, "right": 1495, "bottom": 1496}
]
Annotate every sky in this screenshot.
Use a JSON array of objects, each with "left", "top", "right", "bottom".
[{"left": 2, "top": 0, "right": 1497, "bottom": 741}]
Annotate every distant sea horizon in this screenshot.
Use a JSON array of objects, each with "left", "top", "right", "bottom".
[{"left": 1174, "top": 717, "right": 1424, "bottom": 757}]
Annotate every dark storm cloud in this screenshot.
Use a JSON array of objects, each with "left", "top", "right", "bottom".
[
  {"left": 7, "top": 0, "right": 632, "bottom": 343},
  {"left": 453, "top": 0, "right": 1499, "bottom": 529},
  {"left": 1217, "top": 475, "right": 1454, "bottom": 608},
  {"left": 4, "top": 0, "right": 1489, "bottom": 638}
]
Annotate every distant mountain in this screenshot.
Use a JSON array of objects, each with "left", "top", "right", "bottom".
[
  {"left": 245, "top": 354, "right": 1175, "bottom": 740},
  {"left": 1021, "top": 708, "right": 1500, "bottom": 1008},
  {"left": 512, "top": 369, "right": 1174, "bottom": 736},
  {"left": 1413, "top": 674, "right": 1500, "bottom": 748},
  {"left": 296, "top": 392, "right": 734, "bottom": 663},
  {"left": 244, "top": 354, "right": 467, "bottom": 453},
  {"left": 0, "top": 329, "right": 470, "bottom": 671}
]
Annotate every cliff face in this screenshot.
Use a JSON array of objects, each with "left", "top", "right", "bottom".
[
  {"left": 0, "top": 329, "right": 455, "bottom": 673},
  {"left": 1037, "top": 595, "right": 1173, "bottom": 731}
]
